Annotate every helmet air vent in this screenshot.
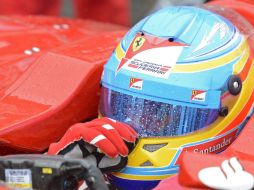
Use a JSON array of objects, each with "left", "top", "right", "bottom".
[
  {"left": 140, "top": 160, "right": 153, "bottom": 167},
  {"left": 168, "top": 37, "right": 174, "bottom": 42},
  {"left": 219, "top": 106, "right": 229, "bottom": 117},
  {"left": 143, "top": 143, "right": 168, "bottom": 152},
  {"left": 228, "top": 75, "right": 242, "bottom": 95}
]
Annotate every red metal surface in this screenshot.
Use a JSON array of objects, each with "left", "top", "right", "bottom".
[{"left": 0, "top": 16, "right": 126, "bottom": 154}]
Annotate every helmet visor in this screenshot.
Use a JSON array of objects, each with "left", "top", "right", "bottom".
[{"left": 99, "top": 87, "right": 219, "bottom": 137}]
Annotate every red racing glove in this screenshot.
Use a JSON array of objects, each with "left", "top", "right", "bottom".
[{"left": 48, "top": 117, "right": 138, "bottom": 173}]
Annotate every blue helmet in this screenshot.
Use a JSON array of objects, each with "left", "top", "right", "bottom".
[{"left": 99, "top": 6, "right": 254, "bottom": 190}]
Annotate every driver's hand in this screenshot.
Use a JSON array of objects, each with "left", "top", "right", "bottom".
[{"left": 47, "top": 117, "right": 138, "bottom": 173}]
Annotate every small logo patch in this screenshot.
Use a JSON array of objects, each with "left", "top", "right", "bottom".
[
  {"left": 129, "top": 78, "right": 143, "bottom": 90},
  {"left": 133, "top": 36, "right": 145, "bottom": 52},
  {"left": 191, "top": 90, "right": 206, "bottom": 102}
]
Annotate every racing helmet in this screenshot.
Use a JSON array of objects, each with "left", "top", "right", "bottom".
[{"left": 99, "top": 6, "right": 254, "bottom": 190}]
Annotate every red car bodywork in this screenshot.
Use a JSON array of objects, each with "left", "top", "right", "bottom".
[
  {"left": 0, "top": 16, "right": 126, "bottom": 155},
  {"left": 0, "top": 0, "right": 254, "bottom": 189}
]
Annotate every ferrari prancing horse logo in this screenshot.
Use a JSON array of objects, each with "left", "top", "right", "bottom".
[{"left": 133, "top": 36, "right": 145, "bottom": 52}]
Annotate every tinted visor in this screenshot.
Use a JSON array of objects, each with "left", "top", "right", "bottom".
[{"left": 99, "top": 87, "right": 219, "bottom": 137}]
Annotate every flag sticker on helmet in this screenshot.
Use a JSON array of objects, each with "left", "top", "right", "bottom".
[
  {"left": 129, "top": 78, "right": 143, "bottom": 90},
  {"left": 191, "top": 90, "right": 206, "bottom": 102}
]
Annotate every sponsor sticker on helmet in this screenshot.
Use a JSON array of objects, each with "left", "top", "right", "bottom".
[
  {"left": 129, "top": 78, "right": 143, "bottom": 90},
  {"left": 133, "top": 36, "right": 145, "bottom": 52},
  {"left": 116, "top": 33, "right": 185, "bottom": 79},
  {"left": 191, "top": 90, "right": 206, "bottom": 102},
  {"left": 175, "top": 128, "right": 238, "bottom": 165}
]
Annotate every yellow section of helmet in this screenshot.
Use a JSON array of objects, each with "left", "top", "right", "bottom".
[{"left": 233, "top": 40, "right": 249, "bottom": 74}]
